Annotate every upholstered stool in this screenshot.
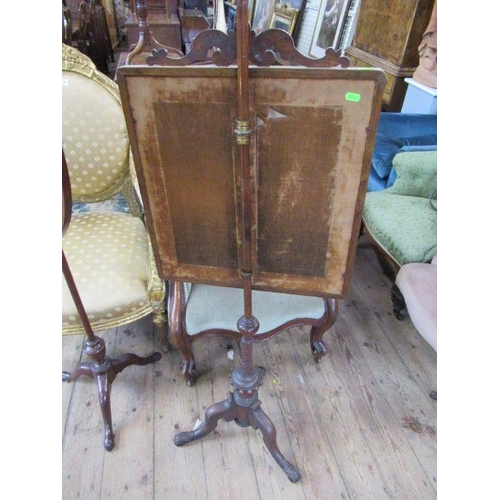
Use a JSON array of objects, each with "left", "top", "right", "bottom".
[
  {"left": 392, "top": 255, "right": 437, "bottom": 399},
  {"left": 168, "top": 282, "right": 337, "bottom": 385},
  {"left": 184, "top": 284, "right": 327, "bottom": 333},
  {"left": 393, "top": 255, "right": 437, "bottom": 352}
]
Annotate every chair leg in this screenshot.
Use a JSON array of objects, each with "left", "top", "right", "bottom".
[
  {"left": 391, "top": 283, "right": 406, "bottom": 320},
  {"left": 168, "top": 281, "right": 197, "bottom": 386},
  {"left": 172, "top": 335, "right": 239, "bottom": 387},
  {"left": 148, "top": 259, "right": 169, "bottom": 352},
  {"left": 310, "top": 298, "right": 338, "bottom": 362},
  {"left": 153, "top": 310, "right": 170, "bottom": 352},
  {"left": 175, "top": 338, "right": 196, "bottom": 386}
]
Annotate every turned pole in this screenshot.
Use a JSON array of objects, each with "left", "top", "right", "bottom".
[{"left": 230, "top": 0, "right": 262, "bottom": 395}]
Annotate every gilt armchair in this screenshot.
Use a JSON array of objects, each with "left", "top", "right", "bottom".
[{"left": 62, "top": 44, "right": 167, "bottom": 346}]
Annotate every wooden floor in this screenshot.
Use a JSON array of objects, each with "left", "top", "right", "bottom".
[{"left": 62, "top": 239, "right": 437, "bottom": 499}]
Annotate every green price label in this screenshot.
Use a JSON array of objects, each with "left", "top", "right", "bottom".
[{"left": 345, "top": 92, "right": 361, "bottom": 102}]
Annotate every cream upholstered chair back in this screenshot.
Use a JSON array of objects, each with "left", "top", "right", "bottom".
[
  {"left": 61, "top": 44, "right": 167, "bottom": 347},
  {"left": 62, "top": 43, "right": 141, "bottom": 215}
]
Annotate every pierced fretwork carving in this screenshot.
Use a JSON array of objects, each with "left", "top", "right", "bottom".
[
  {"left": 147, "top": 25, "right": 349, "bottom": 68},
  {"left": 250, "top": 28, "right": 349, "bottom": 67},
  {"left": 148, "top": 28, "right": 238, "bottom": 66}
]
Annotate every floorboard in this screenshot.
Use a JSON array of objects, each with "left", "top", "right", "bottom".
[{"left": 62, "top": 241, "right": 437, "bottom": 499}]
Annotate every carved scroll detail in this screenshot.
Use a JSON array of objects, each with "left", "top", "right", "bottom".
[
  {"left": 127, "top": 0, "right": 184, "bottom": 65},
  {"left": 145, "top": 25, "right": 349, "bottom": 68},
  {"left": 147, "top": 29, "right": 238, "bottom": 66},
  {"left": 250, "top": 29, "right": 349, "bottom": 68}
]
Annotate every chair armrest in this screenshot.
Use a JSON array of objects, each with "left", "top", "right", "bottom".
[
  {"left": 386, "top": 145, "right": 437, "bottom": 188},
  {"left": 386, "top": 151, "right": 437, "bottom": 199},
  {"left": 377, "top": 112, "right": 437, "bottom": 137}
]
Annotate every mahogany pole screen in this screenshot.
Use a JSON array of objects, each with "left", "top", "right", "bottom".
[
  {"left": 117, "top": 23, "right": 384, "bottom": 482},
  {"left": 118, "top": 66, "right": 385, "bottom": 298}
]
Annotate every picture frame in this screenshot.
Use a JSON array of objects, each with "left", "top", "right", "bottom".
[
  {"left": 269, "top": 4, "right": 300, "bottom": 34},
  {"left": 251, "top": 0, "right": 275, "bottom": 34},
  {"left": 283, "top": 0, "right": 305, "bottom": 10},
  {"left": 309, "top": 0, "right": 353, "bottom": 58},
  {"left": 248, "top": 0, "right": 256, "bottom": 23}
]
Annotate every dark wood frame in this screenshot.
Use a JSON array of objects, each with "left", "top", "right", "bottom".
[
  {"left": 248, "top": 0, "right": 256, "bottom": 22},
  {"left": 361, "top": 221, "right": 402, "bottom": 282},
  {"left": 118, "top": 65, "right": 384, "bottom": 298}
]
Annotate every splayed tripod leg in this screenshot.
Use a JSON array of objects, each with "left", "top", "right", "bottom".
[
  {"left": 248, "top": 401, "right": 301, "bottom": 483},
  {"left": 174, "top": 354, "right": 301, "bottom": 482},
  {"left": 174, "top": 394, "right": 237, "bottom": 446},
  {"left": 63, "top": 336, "right": 161, "bottom": 451}
]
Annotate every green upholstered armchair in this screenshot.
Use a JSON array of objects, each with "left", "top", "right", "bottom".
[
  {"left": 368, "top": 112, "right": 437, "bottom": 192},
  {"left": 362, "top": 150, "right": 437, "bottom": 281},
  {"left": 62, "top": 44, "right": 168, "bottom": 346}
]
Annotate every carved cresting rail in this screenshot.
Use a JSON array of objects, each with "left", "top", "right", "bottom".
[
  {"left": 130, "top": 0, "right": 349, "bottom": 67},
  {"left": 147, "top": 26, "right": 350, "bottom": 66},
  {"left": 148, "top": 22, "right": 349, "bottom": 67}
]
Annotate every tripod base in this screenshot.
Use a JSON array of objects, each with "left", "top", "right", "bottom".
[
  {"left": 63, "top": 336, "right": 161, "bottom": 451},
  {"left": 174, "top": 367, "right": 301, "bottom": 483}
]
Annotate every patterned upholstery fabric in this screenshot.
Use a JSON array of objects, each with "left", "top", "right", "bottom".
[
  {"left": 62, "top": 213, "right": 153, "bottom": 333},
  {"left": 63, "top": 72, "right": 129, "bottom": 199},
  {"left": 386, "top": 151, "right": 437, "bottom": 198},
  {"left": 363, "top": 150, "right": 437, "bottom": 267},
  {"left": 183, "top": 284, "right": 326, "bottom": 335},
  {"left": 363, "top": 194, "right": 437, "bottom": 267}
]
